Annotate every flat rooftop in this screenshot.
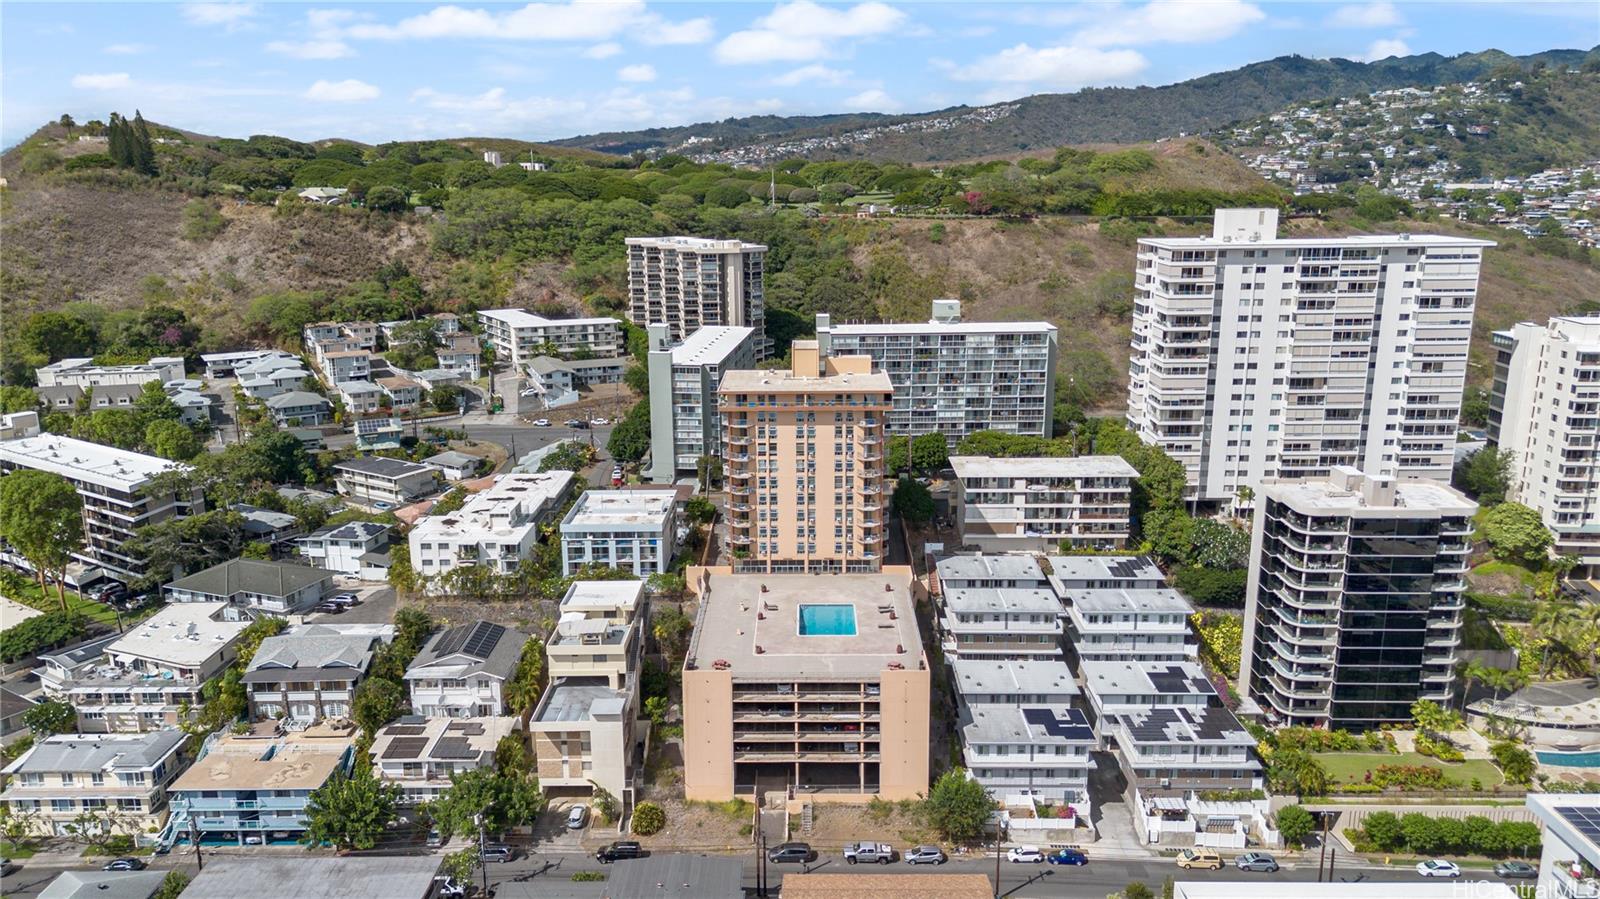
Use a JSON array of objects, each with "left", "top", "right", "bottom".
[
  {"left": 1172, "top": 884, "right": 1516, "bottom": 899},
  {"left": 686, "top": 571, "right": 924, "bottom": 680},
  {"left": 534, "top": 679, "right": 628, "bottom": 723},
  {"left": 1082, "top": 661, "right": 1216, "bottom": 700},
  {"left": 560, "top": 579, "right": 644, "bottom": 614},
  {"left": 1119, "top": 706, "right": 1257, "bottom": 748},
  {"left": 961, "top": 703, "right": 1094, "bottom": 746},
  {"left": 371, "top": 715, "right": 518, "bottom": 765},
  {"left": 951, "top": 659, "right": 1078, "bottom": 698},
  {"left": 413, "top": 471, "right": 573, "bottom": 537},
  {"left": 829, "top": 320, "right": 1056, "bottom": 337},
  {"left": 169, "top": 729, "right": 354, "bottom": 792},
  {"left": 1141, "top": 233, "right": 1495, "bottom": 249},
  {"left": 562, "top": 489, "right": 674, "bottom": 530},
  {"left": 667, "top": 326, "right": 757, "bottom": 365},
  {"left": 935, "top": 554, "right": 1045, "bottom": 585},
  {"left": 1065, "top": 588, "right": 1194, "bottom": 616},
  {"left": 718, "top": 367, "right": 894, "bottom": 394},
  {"left": 109, "top": 603, "right": 247, "bottom": 667},
  {"left": 178, "top": 857, "right": 444, "bottom": 899},
  {"left": 625, "top": 235, "right": 765, "bottom": 252},
  {"left": 0, "top": 434, "right": 178, "bottom": 491},
  {"left": 950, "top": 455, "right": 1138, "bottom": 480},
  {"left": 942, "top": 586, "right": 1061, "bottom": 615},
  {"left": 1263, "top": 467, "right": 1476, "bottom": 516},
  {"left": 479, "top": 308, "right": 617, "bottom": 328},
  {"left": 335, "top": 456, "right": 436, "bottom": 478},
  {"left": 1045, "top": 555, "right": 1163, "bottom": 584}
]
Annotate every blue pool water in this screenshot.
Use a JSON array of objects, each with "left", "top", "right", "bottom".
[
  {"left": 798, "top": 604, "right": 858, "bottom": 636},
  {"left": 1537, "top": 750, "right": 1600, "bottom": 768}
]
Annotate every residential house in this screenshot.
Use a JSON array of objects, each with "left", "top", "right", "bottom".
[
  {"left": 377, "top": 376, "right": 422, "bottom": 412},
  {"left": 421, "top": 450, "right": 482, "bottom": 481},
  {"left": 403, "top": 620, "right": 528, "bottom": 718},
  {"left": 334, "top": 457, "right": 441, "bottom": 507},
  {"left": 337, "top": 380, "right": 385, "bottom": 414},
  {"left": 232, "top": 504, "right": 303, "bottom": 548},
  {"left": 1, "top": 686, "right": 37, "bottom": 747},
  {"left": 295, "top": 521, "right": 390, "bottom": 578},
  {"left": 353, "top": 415, "right": 404, "bottom": 450},
  {"left": 436, "top": 334, "right": 481, "bottom": 380},
  {"left": 0, "top": 410, "right": 40, "bottom": 441},
  {"left": 36, "top": 871, "right": 170, "bottom": 899},
  {"left": 237, "top": 360, "right": 312, "bottom": 401},
  {"left": 163, "top": 558, "right": 337, "bottom": 617},
  {"left": 201, "top": 350, "right": 299, "bottom": 380},
  {"left": 0, "top": 730, "right": 187, "bottom": 838},
  {"left": 369, "top": 715, "right": 522, "bottom": 805},
  {"left": 263, "top": 391, "right": 332, "bottom": 427},
  {"left": 243, "top": 624, "right": 389, "bottom": 724}
]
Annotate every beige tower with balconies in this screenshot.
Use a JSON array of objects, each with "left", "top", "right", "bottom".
[{"left": 717, "top": 343, "right": 893, "bottom": 574}]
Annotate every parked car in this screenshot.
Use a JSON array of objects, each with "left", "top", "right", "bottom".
[
  {"left": 843, "top": 842, "right": 895, "bottom": 864},
  {"left": 590, "top": 418, "right": 610, "bottom": 426},
  {"left": 1417, "top": 860, "right": 1461, "bottom": 878},
  {"left": 531, "top": 418, "right": 551, "bottom": 427},
  {"left": 565, "top": 419, "right": 588, "bottom": 429},
  {"left": 313, "top": 602, "right": 345, "bottom": 614},
  {"left": 1007, "top": 846, "right": 1045, "bottom": 864},
  {"left": 480, "top": 844, "right": 515, "bottom": 863},
  {"left": 93, "top": 582, "right": 129, "bottom": 603},
  {"left": 566, "top": 805, "right": 589, "bottom": 830},
  {"left": 1175, "top": 849, "right": 1223, "bottom": 870},
  {"left": 767, "top": 843, "right": 814, "bottom": 864},
  {"left": 328, "top": 592, "right": 360, "bottom": 606},
  {"left": 102, "top": 858, "right": 147, "bottom": 871},
  {"left": 596, "top": 841, "right": 644, "bottom": 863},
  {"left": 1235, "top": 852, "right": 1279, "bottom": 873},
  {"left": 1494, "top": 861, "right": 1537, "bottom": 879},
  {"left": 1047, "top": 848, "right": 1088, "bottom": 866},
  {"left": 426, "top": 829, "right": 444, "bottom": 849},
  {"left": 0, "top": 859, "right": 16, "bottom": 876},
  {"left": 904, "top": 846, "right": 946, "bottom": 866}
]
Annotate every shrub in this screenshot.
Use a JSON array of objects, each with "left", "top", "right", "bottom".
[
  {"left": 1492, "top": 741, "right": 1535, "bottom": 785},
  {"left": 1276, "top": 805, "right": 1315, "bottom": 848},
  {"left": 1414, "top": 734, "right": 1465, "bottom": 763},
  {"left": 1371, "top": 764, "right": 1453, "bottom": 791},
  {"left": 631, "top": 801, "right": 666, "bottom": 836},
  {"left": 0, "top": 613, "right": 86, "bottom": 663},
  {"left": 571, "top": 871, "right": 606, "bottom": 882}
]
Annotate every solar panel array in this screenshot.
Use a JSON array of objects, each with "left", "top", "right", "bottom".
[
  {"left": 1556, "top": 806, "right": 1600, "bottom": 843},
  {"left": 446, "top": 721, "right": 486, "bottom": 735},
  {"left": 382, "top": 737, "right": 429, "bottom": 759},
  {"left": 1021, "top": 707, "right": 1095, "bottom": 741},
  {"left": 461, "top": 622, "right": 507, "bottom": 659},
  {"left": 433, "top": 737, "right": 477, "bottom": 759},
  {"left": 385, "top": 724, "right": 426, "bottom": 736}
]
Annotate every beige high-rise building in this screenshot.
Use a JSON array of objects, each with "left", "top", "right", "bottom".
[
  {"left": 680, "top": 566, "right": 929, "bottom": 802},
  {"left": 718, "top": 343, "right": 893, "bottom": 574}
]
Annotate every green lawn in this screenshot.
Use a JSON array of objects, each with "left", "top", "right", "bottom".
[
  {"left": 6, "top": 578, "right": 159, "bottom": 630},
  {"left": 1314, "top": 751, "right": 1505, "bottom": 787}
]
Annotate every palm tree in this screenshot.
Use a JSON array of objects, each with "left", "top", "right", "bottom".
[
  {"left": 1530, "top": 600, "right": 1570, "bottom": 678},
  {"left": 1456, "top": 660, "right": 1484, "bottom": 713}
]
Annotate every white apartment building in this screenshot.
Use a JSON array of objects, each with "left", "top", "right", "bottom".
[
  {"left": 236, "top": 357, "right": 312, "bottom": 400},
  {"left": 1489, "top": 316, "right": 1600, "bottom": 575},
  {"left": 338, "top": 380, "right": 384, "bottom": 413},
  {"left": 1526, "top": 794, "right": 1600, "bottom": 899},
  {"left": 950, "top": 455, "right": 1137, "bottom": 553},
  {"left": 295, "top": 521, "right": 390, "bottom": 577},
  {"left": 408, "top": 471, "right": 575, "bottom": 584},
  {"left": 370, "top": 715, "right": 522, "bottom": 805},
  {"left": 644, "top": 323, "right": 760, "bottom": 483},
  {"left": 1239, "top": 467, "right": 1475, "bottom": 730},
  {"left": 1126, "top": 207, "right": 1495, "bottom": 505},
  {"left": 559, "top": 489, "right": 678, "bottom": 576},
  {"left": 334, "top": 457, "right": 441, "bottom": 506},
  {"left": 1082, "top": 660, "right": 1216, "bottom": 720},
  {"left": 403, "top": 620, "right": 527, "bottom": 717},
  {"left": 202, "top": 349, "right": 297, "bottom": 379},
  {"left": 952, "top": 659, "right": 1093, "bottom": 818},
  {"left": 1047, "top": 554, "right": 1193, "bottom": 663},
  {"left": 625, "top": 236, "right": 768, "bottom": 357},
  {"left": 528, "top": 580, "right": 644, "bottom": 803},
  {"left": 477, "top": 309, "right": 624, "bottom": 368},
  {"left": 0, "top": 434, "right": 203, "bottom": 584},
  {"left": 40, "top": 603, "right": 248, "bottom": 734},
  {"left": 436, "top": 334, "right": 482, "bottom": 380},
  {"left": 0, "top": 730, "right": 187, "bottom": 838},
  {"left": 935, "top": 554, "right": 1063, "bottom": 660},
  {"left": 243, "top": 625, "right": 387, "bottom": 724},
  {"left": 35, "top": 356, "right": 185, "bottom": 390},
  {"left": 318, "top": 348, "right": 372, "bottom": 384},
  {"left": 816, "top": 300, "right": 1058, "bottom": 445}
]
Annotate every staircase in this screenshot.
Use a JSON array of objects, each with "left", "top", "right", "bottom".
[{"left": 801, "top": 802, "right": 814, "bottom": 836}]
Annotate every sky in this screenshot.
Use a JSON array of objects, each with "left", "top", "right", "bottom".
[{"left": 2, "top": 1, "right": 1596, "bottom": 148}]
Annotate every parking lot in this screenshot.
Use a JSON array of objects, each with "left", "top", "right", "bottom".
[{"left": 304, "top": 582, "right": 396, "bottom": 624}]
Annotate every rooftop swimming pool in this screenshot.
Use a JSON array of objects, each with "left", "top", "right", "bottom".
[{"left": 797, "top": 603, "right": 857, "bottom": 637}]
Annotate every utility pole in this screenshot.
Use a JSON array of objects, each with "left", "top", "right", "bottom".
[
  {"left": 1317, "top": 812, "right": 1330, "bottom": 881},
  {"left": 475, "top": 812, "right": 489, "bottom": 899},
  {"left": 993, "top": 824, "right": 1002, "bottom": 899},
  {"left": 1327, "top": 846, "right": 1337, "bottom": 882},
  {"left": 189, "top": 818, "right": 203, "bottom": 871}
]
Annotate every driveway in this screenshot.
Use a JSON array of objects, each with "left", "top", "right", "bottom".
[{"left": 304, "top": 584, "right": 395, "bottom": 625}]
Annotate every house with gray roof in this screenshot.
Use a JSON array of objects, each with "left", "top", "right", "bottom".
[
  {"left": 0, "top": 730, "right": 187, "bottom": 838},
  {"left": 243, "top": 624, "right": 389, "bottom": 725},
  {"left": 404, "top": 620, "right": 527, "bottom": 717},
  {"left": 263, "top": 390, "right": 332, "bottom": 427},
  {"left": 295, "top": 521, "right": 389, "bottom": 577},
  {"left": 232, "top": 503, "right": 303, "bottom": 546},
  {"left": 1, "top": 685, "right": 37, "bottom": 747},
  {"left": 163, "top": 558, "right": 336, "bottom": 616},
  {"left": 177, "top": 857, "right": 443, "bottom": 899},
  {"left": 334, "top": 456, "right": 440, "bottom": 506},
  {"left": 421, "top": 449, "right": 483, "bottom": 481},
  {"left": 38, "top": 870, "right": 170, "bottom": 899}
]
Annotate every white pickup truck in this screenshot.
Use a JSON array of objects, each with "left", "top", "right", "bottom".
[{"left": 843, "top": 842, "right": 895, "bottom": 864}]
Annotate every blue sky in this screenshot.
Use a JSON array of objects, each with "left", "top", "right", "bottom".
[{"left": 3, "top": 1, "right": 1596, "bottom": 148}]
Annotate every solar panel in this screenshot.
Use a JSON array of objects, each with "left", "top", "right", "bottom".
[
  {"left": 1021, "top": 707, "right": 1094, "bottom": 741},
  {"left": 446, "top": 722, "right": 486, "bottom": 735},
  {"left": 430, "top": 625, "right": 470, "bottom": 657},
  {"left": 432, "top": 737, "right": 477, "bottom": 759},
  {"left": 385, "top": 725, "right": 426, "bottom": 736},
  {"left": 461, "top": 622, "right": 507, "bottom": 659},
  {"left": 381, "top": 737, "right": 429, "bottom": 759},
  {"left": 1556, "top": 806, "right": 1600, "bottom": 842}
]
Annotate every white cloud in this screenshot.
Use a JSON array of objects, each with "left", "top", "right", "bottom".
[
  {"left": 951, "top": 43, "right": 1147, "bottom": 89},
  {"left": 346, "top": 0, "right": 707, "bottom": 44},
  {"left": 266, "top": 39, "right": 354, "bottom": 59},
  {"left": 103, "top": 43, "right": 149, "bottom": 55},
  {"left": 71, "top": 72, "right": 132, "bottom": 90},
  {"left": 1073, "top": 0, "right": 1265, "bottom": 47},
  {"left": 304, "top": 78, "right": 380, "bottom": 102},
  {"left": 843, "top": 89, "right": 897, "bottom": 111},
  {"left": 617, "top": 63, "right": 656, "bottom": 83},
  {"left": 640, "top": 16, "right": 714, "bottom": 45},
  {"left": 715, "top": 1, "right": 905, "bottom": 65},
  {"left": 1326, "top": 2, "right": 1403, "bottom": 28},
  {"left": 412, "top": 86, "right": 514, "bottom": 111},
  {"left": 583, "top": 42, "right": 623, "bottom": 59},
  {"left": 180, "top": 3, "right": 258, "bottom": 29},
  {"left": 1360, "top": 37, "right": 1412, "bottom": 61},
  {"left": 772, "top": 64, "right": 851, "bottom": 87}
]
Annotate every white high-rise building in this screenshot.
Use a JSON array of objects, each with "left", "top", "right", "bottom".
[
  {"left": 625, "top": 236, "right": 768, "bottom": 358},
  {"left": 1489, "top": 316, "right": 1600, "bottom": 576},
  {"left": 643, "top": 324, "right": 759, "bottom": 483},
  {"left": 1126, "top": 208, "right": 1494, "bottom": 505}
]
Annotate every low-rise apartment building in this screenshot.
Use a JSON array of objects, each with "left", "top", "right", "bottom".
[
  {"left": 1113, "top": 705, "right": 1264, "bottom": 837},
  {"left": 934, "top": 555, "right": 1061, "bottom": 661},
  {"left": 681, "top": 567, "right": 929, "bottom": 801},
  {"left": 950, "top": 455, "right": 1137, "bottom": 553},
  {"left": 1489, "top": 316, "right": 1600, "bottom": 576},
  {"left": 164, "top": 558, "right": 337, "bottom": 617},
  {"left": 404, "top": 621, "right": 526, "bottom": 718},
  {"left": 529, "top": 580, "right": 646, "bottom": 802},
  {"left": 377, "top": 376, "right": 423, "bottom": 412},
  {"left": 408, "top": 471, "right": 574, "bottom": 584},
  {"left": 263, "top": 391, "right": 332, "bottom": 427},
  {"left": 202, "top": 350, "right": 298, "bottom": 379},
  {"left": 370, "top": 715, "right": 522, "bottom": 805},
  {"left": 644, "top": 324, "right": 760, "bottom": 483},
  {"left": 319, "top": 349, "right": 372, "bottom": 385},
  {"left": 243, "top": 624, "right": 388, "bottom": 724},
  {"left": 40, "top": 603, "right": 249, "bottom": 733},
  {"left": 36, "top": 357, "right": 185, "bottom": 390},
  {"left": 1082, "top": 660, "right": 1217, "bottom": 720},
  {"left": 334, "top": 457, "right": 441, "bottom": 506},
  {"left": 1056, "top": 569, "right": 1196, "bottom": 664},
  {"left": 237, "top": 361, "right": 312, "bottom": 401},
  {"left": 560, "top": 489, "right": 678, "bottom": 576},
  {"left": 1045, "top": 554, "right": 1167, "bottom": 592},
  {"left": 477, "top": 309, "right": 624, "bottom": 367},
  {"left": 952, "top": 658, "right": 1094, "bottom": 819},
  {"left": 337, "top": 380, "right": 385, "bottom": 414},
  {"left": 165, "top": 723, "right": 356, "bottom": 847},
  {"left": 815, "top": 301, "right": 1058, "bottom": 445},
  {"left": 0, "top": 434, "right": 203, "bottom": 585},
  {"left": 1, "top": 730, "right": 187, "bottom": 838},
  {"left": 295, "top": 521, "right": 390, "bottom": 577},
  {"left": 436, "top": 334, "right": 482, "bottom": 380}
]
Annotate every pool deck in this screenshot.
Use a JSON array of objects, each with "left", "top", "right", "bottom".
[{"left": 687, "top": 570, "right": 923, "bottom": 680}]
